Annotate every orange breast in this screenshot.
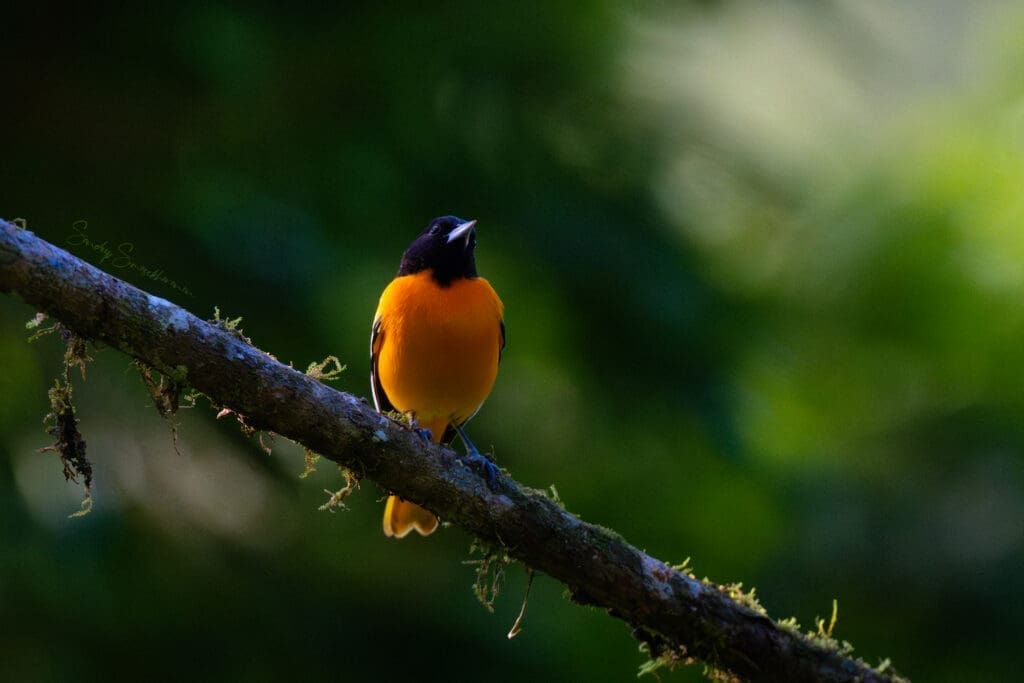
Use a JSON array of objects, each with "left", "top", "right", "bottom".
[{"left": 375, "top": 272, "right": 503, "bottom": 431}]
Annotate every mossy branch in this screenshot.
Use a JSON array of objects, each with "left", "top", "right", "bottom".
[{"left": 0, "top": 219, "right": 906, "bottom": 683}]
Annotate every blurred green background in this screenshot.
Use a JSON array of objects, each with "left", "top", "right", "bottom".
[{"left": 3, "top": 2, "right": 1023, "bottom": 681}]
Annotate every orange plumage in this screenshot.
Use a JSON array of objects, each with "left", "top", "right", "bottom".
[{"left": 371, "top": 217, "right": 504, "bottom": 538}]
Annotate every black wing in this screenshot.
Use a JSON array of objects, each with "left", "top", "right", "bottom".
[
  {"left": 499, "top": 319, "right": 506, "bottom": 363},
  {"left": 370, "top": 316, "right": 395, "bottom": 414}
]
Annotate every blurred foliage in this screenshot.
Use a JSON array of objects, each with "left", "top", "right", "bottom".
[{"left": 3, "top": 2, "right": 1024, "bottom": 681}]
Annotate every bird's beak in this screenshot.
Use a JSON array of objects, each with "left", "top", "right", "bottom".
[{"left": 447, "top": 219, "right": 477, "bottom": 247}]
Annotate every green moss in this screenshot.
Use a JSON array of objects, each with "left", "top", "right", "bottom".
[
  {"left": 385, "top": 409, "right": 412, "bottom": 426},
  {"left": 299, "top": 448, "right": 320, "bottom": 478},
  {"left": 68, "top": 496, "right": 94, "bottom": 519},
  {"left": 776, "top": 615, "right": 801, "bottom": 634},
  {"left": 542, "top": 483, "right": 567, "bottom": 510},
  {"left": 796, "top": 599, "right": 855, "bottom": 659},
  {"left": 26, "top": 313, "right": 61, "bottom": 342},
  {"left": 209, "top": 305, "right": 252, "bottom": 344},
  {"left": 637, "top": 633, "right": 693, "bottom": 679},
  {"left": 672, "top": 557, "right": 695, "bottom": 579},
  {"left": 33, "top": 329, "right": 96, "bottom": 518},
  {"left": 464, "top": 539, "right": 515, "bottom": 613},
  {"left": 134, "top": 361, "right": 183, "bottom": 419},
  {"left": 319, "top": 466, "right": 360, "bottom": 512},
  {"left": 131, "top": 359, "right": 194, "bottom": 457},
  {"left": 305, "top": 355, "right": 346, "bottom": 382},
  {"left": 25, "top": 311, "right": 47, "bottom": 330},
  {"left": 637, "top": 628, "right": 739, "bottom": 683},
  {"left": 720, "top": 582, "right": 767, "bottom": 616},
  {"left": 773, "top": 601, "right": 909, "bottom": 682},
  {"left": 634, "top": 566, "right": 907, "bottom": 682},
  {"left": 297, "top": 356, "right": 346, "bottom": 479}
]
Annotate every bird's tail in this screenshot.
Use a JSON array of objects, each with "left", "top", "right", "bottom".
[{"left": 383, "top": 496, "right": 439, "bottom": 538}]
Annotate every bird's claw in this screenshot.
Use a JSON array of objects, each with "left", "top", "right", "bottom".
[
  {"left": 450, "top": 422, "right": 499, "bottom": 490},
  {"left": 461, "top": 452, "right": 499, "bottom": 490},
  {"left": 403, "top": 413, "right": 433, "bottom": 443}
]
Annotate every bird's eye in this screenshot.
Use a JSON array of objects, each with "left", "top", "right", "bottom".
[{"left": 429, "top": 225, "right": 441, "bottom": 235}]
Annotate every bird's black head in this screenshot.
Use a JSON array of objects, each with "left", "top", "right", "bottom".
[{"left": 398, "top": 215, "right": 479, "bottom": 286}]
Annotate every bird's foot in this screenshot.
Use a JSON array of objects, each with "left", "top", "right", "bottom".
[
  {"left": 405, "top": 413, "right": 433, "bottom": 444},
  {"left": 461, "top": 451, "right": 499, "bottom": 490},
  {"left": 451, "top": 422, "right": 500, "bottom": 490}
]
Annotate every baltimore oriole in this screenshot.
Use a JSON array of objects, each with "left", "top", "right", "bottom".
[{"left": 371, "top": 216, "right": 505, "bottom": 538}]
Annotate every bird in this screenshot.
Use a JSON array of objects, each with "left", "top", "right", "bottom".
[{"left": 371, "top": 215, "right": 505, "bottom": 538}]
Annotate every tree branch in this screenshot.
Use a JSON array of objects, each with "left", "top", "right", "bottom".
[{"left": 0, "top": 219, "right": 904, "bottom": 683}]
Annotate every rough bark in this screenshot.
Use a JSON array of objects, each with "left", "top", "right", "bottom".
[{"left": 0, "top": 219, "right": 905, "bottom": 683}]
